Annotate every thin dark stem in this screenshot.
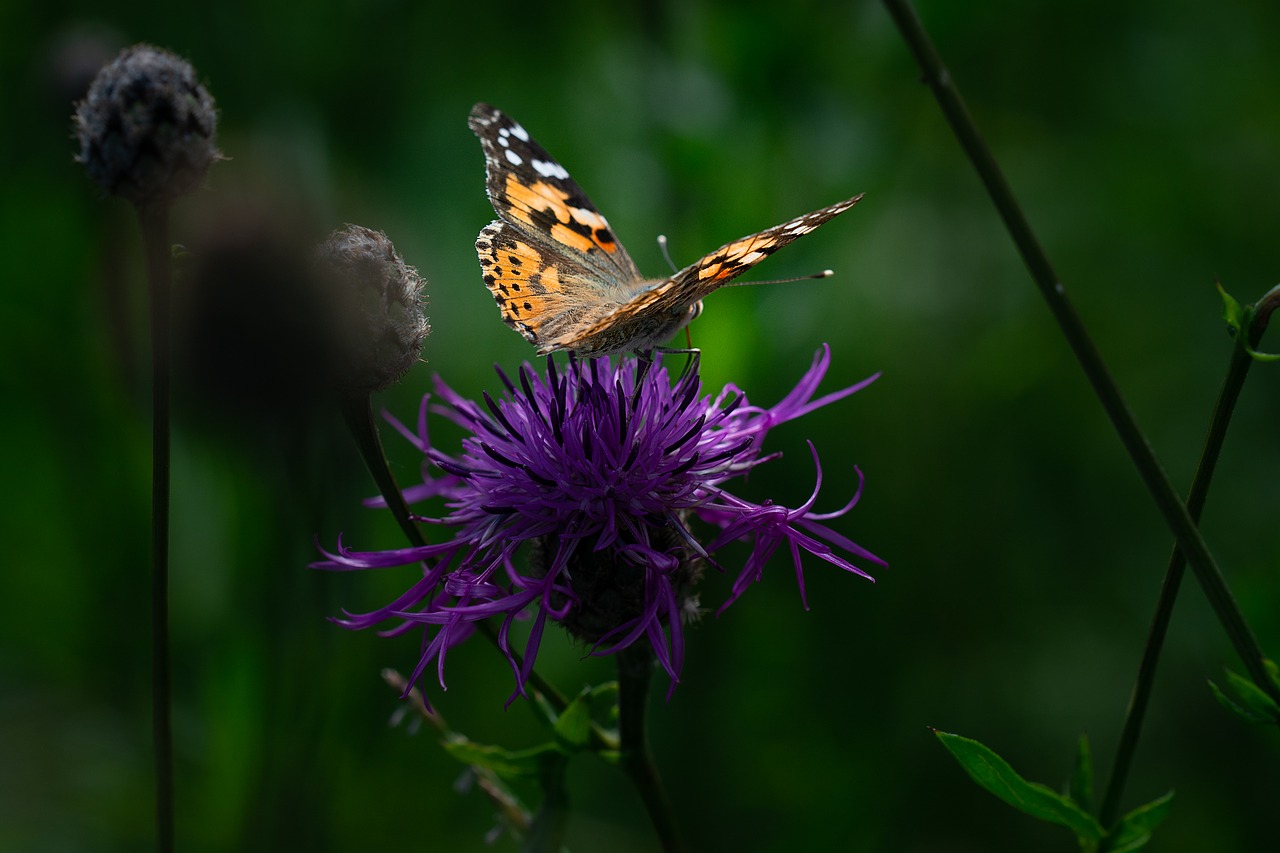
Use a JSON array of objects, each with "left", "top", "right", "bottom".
[
  {"left": 138, "top": 203, "right": 174, "bottom": 853},
  {"left": 617, "top": 645, "right": 685, "bottom": 853},
  {"left": 880, "top": 0, "right": 1278, "bottom": 704},
  {"left": 1100, "top": 295, "right": 1277, "bottom": 827},
  {"left": 337, "top": 394, "right": 429, "bottom": 555},
  {"left": 337, "top": 394, "right": 615, "bottom": 747}
]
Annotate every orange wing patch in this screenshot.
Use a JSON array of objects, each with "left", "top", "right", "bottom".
[
  {"left": 571, "top": 194, "right": 868, "bottom": 330},
  {"left": 476, "top": 223, "right": 575, "bottom": 344},
  {"left": 699, "top": 236, "right": 774, "bottom": 281},
  {"left": 502, "top": 174, "right": 621, "bottom": 256}
]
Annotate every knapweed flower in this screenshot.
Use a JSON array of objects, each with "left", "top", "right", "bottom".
[{"left": 319, "top": 346, "right": 883, "bottom": 700}]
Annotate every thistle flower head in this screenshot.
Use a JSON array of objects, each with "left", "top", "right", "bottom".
[
  {"left": 320, "top": 347, "right": 883, "bottom": 701},
  {"left": 73, "top": 43, "right": 219, "bottom": 206}
]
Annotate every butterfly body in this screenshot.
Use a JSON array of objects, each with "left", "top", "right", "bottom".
[{"left": 470, "top": 103, "right": 862, "bottom": 357}]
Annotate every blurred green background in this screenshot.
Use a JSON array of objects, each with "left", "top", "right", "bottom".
[{"left": 4, "top": 0, "right": 1279, "bottom": 849}]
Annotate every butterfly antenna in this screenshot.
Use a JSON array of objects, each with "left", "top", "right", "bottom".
[
  {"left": 724, "top": 269, "right": 835, "bottom": 287},
  {"left": 656, "top": 234, "right": 678, "bottom": 273}
]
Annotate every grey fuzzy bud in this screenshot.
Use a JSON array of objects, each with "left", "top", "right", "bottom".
[
  {"left": 316, "top": 225, "right": 429, "bottom": 393},
  {"left": 74, "top": 44, "right": 219, "bottom": 206}
]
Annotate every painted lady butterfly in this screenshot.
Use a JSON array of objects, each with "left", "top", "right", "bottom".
[{"left": 470, "top": 103, "right": 862, "bottom": 356}]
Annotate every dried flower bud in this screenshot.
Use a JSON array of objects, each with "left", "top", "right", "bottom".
[
  {"left": 316, "top": 225, "right": 429, "bottom": 393},
  {"left": 73, "top": 43, "right": 218, "bottom": 206},
  {"left": 174, "top": 203, "right": 331, "bottom": 424}
]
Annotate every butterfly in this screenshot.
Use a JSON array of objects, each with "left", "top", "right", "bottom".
[{"left": 469, "top": 103, "right": 863, "bottom": 357}]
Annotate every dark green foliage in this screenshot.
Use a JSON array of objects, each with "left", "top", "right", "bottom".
[{"left": 7, "top": 0, "right": 1280, "bottom": 850}]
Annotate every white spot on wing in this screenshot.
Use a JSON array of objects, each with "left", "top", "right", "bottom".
[
  {"left": 510, "top": 123, "right": 530, "bottom": 142},
  {"left": 505, "top": 149, "right": 523, "bottom": 166},
  {"left": 532, "top": 158, "right": 569, "bottom": 179}
]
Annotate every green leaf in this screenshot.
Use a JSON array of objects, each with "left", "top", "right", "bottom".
[
  {"left": 1208, "top": 666, "right": 1280, "bottom": 725},
  {"left": 934, "top": 730, "right": 1104, "bottom": 841},
  {"left": 1208, "top": 680, "right": 1259, "bottom": 722},
  {"left": 1215, "top": 282, "right": 1280, "bottom": 359},
  {"left": 1218, "top": 282, "right": 1245, "bottom": 337},
  {"left": 1104, "top": 791, "right": 1174, "bottom": 853},
  {"left": 1243, "top": 341, "right": 1280, "bottom": 362},
  {"left": 442, "top": 736, "right": 559, "bottom": 778},
  {"left": 586, "top": 680, "right": 620, "bottom": 709},
  {"left": 552, "top": 692, "right": 592, "bottom": 752},
  {"left": 528, "top": 690, "right": 562, "bottom": 731},
  {"left": 1070, "top": 733, "right": 1095, "bottom": 814}
]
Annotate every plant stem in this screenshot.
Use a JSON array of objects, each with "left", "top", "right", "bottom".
[
  {"left": 138, "top": 202, "right": 174, "bottom": 853},
  {"left": 1099, "top": 291, "right": 1278, "bottom": 827},
  {"left": 880, "top": 0, "right": 1278, "bottom": 704},
  {"left": 337, "top": 394, "right": 429, "bottom": 556},
  {"left": 617, "top": 645, "right": 685, "bottom": 853}
]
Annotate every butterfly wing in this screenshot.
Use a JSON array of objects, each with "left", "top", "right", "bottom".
[
  {"left": 476, "top": 220, "right": 627, "bottom": 350},
  {"left": 470, "top": 103, "right": 645, "bottom": 293},
  {"left": 554, "top": 194, "right": 864, "bottom": 352}
]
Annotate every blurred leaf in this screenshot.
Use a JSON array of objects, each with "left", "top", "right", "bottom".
[
  {"left": 1103, "top": 791, "right": 1174, "bottom": 853},
  {"left": 1070, "top": 733, "right": 1095, "bottom": 815},
  {"left": 1208, "top": 663, "right": 1280, "bottom": 725},
  {"left": 552, "top": 691, "right": 592, "bottom": 752},
  {"left": 529, "top": 688, "right": 563, "bottom": 731},
  {"left": 442, "top": 736, "right": 559, "bottom": 779},
  {"left": 934, "top": 730, "right": 1104, "bottom": 841}
]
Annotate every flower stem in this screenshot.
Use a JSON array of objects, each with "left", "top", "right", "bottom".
[
  {"left": 137, "top": 202, "right": 174, "bottom": 853},
  {"left": 338, "top": 394, "right": 613, "bottom": 746},
  {"left": 338, "top": 394, "right": 429, "bottom": 557},
  {"left": 880, "top": 0, "right": 1279, "bottom": 704},
  {"left": 1099, "top": 290, "right": 1279, "bottom": 827},
  {"left": 617, "top": 645, "right": 685, "bottom": 853}
]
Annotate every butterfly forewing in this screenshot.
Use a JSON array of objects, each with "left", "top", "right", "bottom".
[
  {"left": 556, "top": 195, "right": 865, "bottom": 345},
  {"left": 469, "top": 103, "right": 644, "bottom": 288}
]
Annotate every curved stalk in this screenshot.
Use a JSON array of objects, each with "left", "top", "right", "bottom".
[
  {"left": 617, "top": 644, "right": 685, "bottom": 852},
  {"left": 880, "top": 0, "right": 1278, "bottom": 705},
  {"left": 1100, "top": 291, "right": 1279, "bottom": 826}
]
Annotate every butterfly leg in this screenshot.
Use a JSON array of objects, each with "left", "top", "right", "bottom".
[{"left": 648, "top": 345, "right": 701, "bottom": 381}]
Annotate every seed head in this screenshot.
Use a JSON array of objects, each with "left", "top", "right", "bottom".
[
  {"left": 316, "top": 224, "right": 429, "bottom": 393},
  {"left": 74, "top": 44, "right": 219, "bottom": 206}
]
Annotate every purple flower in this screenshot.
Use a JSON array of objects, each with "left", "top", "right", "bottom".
[{"left": 319, "top": 346, "right": 883, "bottom": 701}]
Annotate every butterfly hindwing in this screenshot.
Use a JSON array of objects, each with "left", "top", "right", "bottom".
[{"left": 476, "top": 220, "right": 620, "bottom": 348}]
